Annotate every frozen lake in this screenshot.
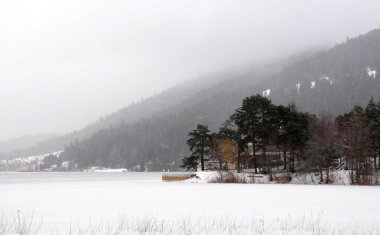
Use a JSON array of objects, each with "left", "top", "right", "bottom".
[{"left": 1, "top": 172, "right": 379, "bottom": 234}]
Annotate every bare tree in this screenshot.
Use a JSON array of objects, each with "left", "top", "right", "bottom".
[
  {"left": 337, "top": 107, "right": 372, "bottom": 184},
  {"left": 305, "top": 114, "right": 340, "bottom": 183}
]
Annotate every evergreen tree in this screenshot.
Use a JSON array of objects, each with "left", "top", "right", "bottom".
[
  {"left": 365, "top": 97, "right": 380, "bottom": 172},
  {"left": 365, "top": 98, "right": 380, "bottom": 172},
  {"left": 283, "top": 105, "right": 309, "bottom": 173},
  {"left": 231, "top": 95, "right": 278, "bottom": 173},
  {"left": 181, "top": 124, "right": 212, "bottom": 171}
]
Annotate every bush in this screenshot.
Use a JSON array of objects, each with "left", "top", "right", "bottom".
[
  {"left": 274, "top": 174, "right": 291, "bottom": 184},
  {"left": 210, "top": 172, "right": 247, "bottom": 183},
  {"left": 356, "top": 177, "right": 373, "bottom": 185}
]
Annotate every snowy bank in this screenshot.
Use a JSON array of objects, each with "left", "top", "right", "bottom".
[
  {"left": 185, "top": 171, "right": 220, "bottom": 183},
  {"left": 186, "top": 170, "right": 359, "bottom": 185}
]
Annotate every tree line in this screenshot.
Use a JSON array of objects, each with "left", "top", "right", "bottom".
[{"left": 182, "top": 95, "right": 380, "bottom": 184}]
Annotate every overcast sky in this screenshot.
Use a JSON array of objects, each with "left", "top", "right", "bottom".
[{"left": 0, "top": 0, "right": 379, "bottom": 140}]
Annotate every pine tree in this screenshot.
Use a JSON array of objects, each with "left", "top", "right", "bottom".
[
  {"left": 284, "top": 105, "right": 309, "bottom": 173},
  {"left": 230, "top": 95, "right": 279, "bottom": 173},
  {"left": 181, "top": 124, "right": 212, "bottom": 171},
  {"left": 365, "top": 97, "right": 380, "bottom": 172}
]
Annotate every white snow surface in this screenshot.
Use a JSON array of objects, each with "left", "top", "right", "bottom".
[
  {"left": 92, "top": 168, "right": 128, "bottom": 173},
  {"left": 185, "top": 171, "right": 220, "bottom": 183},
  {"left": 84, "top": 166, "right": 128, "bottom": 172},
  {"left": 0, "top": 172, "right": 379, "bottom": 234}
]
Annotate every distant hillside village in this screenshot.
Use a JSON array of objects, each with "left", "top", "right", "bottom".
[
  {"left": 0, "top": 151, "right": 176, "bottom": 172},
  {"left": 0, "top": 151, "right": 68, "bottom": 172}
]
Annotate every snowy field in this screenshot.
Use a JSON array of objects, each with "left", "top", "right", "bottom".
[{"left": 0, "top": 172, "right": 380, "bottom": 234}]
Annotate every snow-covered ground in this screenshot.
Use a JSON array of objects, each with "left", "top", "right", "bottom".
[
  {"left": 0, "top": 172, "right": 379, "bottom": 234},
  {"left": 84, "top": 167, "right": 128, "bottom": 172},
  {"left": 186, "top": 170, "right": 353, "bottom": 185}
]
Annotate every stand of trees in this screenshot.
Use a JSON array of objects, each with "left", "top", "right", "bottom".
[{"left": 182, "top": 95, "right": 380, "bottom": 184}]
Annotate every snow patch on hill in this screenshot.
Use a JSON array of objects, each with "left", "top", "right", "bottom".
[
  {"left": 367, "top": 67, "right": 377, "bottom": 79},
  {"left": 296, "top": 83, "right": 301, "bottom": 95},
  {"left": 262, "top": 89, "right": 271, "bottom": 97},
  {"left": 319, "top": 76, "right": 334, "bottom": 85}
]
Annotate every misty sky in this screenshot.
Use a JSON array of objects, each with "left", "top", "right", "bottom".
[{"left": 1, "top": 0, "right": 380, "bottom": 140}]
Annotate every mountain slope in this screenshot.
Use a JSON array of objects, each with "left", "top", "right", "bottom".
[
  {"left": 60, "top": 29, "right": 380, "bottom": 170},
  {"left": 2, "top": 70, "right": 260, "bottom": 159},
  {"left": 266, "top": 29, "right": 380, "bottom": 113}
]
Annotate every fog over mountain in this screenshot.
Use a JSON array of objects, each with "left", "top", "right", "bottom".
[
  {"left": 1, "top": 0, "right": 380, "bottom": 141},
  {"left": 0, "top": 133, "right": 59, "bottom": 154},
  {"left": 4, "top": 28, "right": 380, "bottom": 162}
]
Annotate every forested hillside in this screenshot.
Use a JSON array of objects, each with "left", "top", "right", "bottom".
[
  {"left": 267, "top": 29, "right": 380, "bottom": 113},
  {"left": 60, "top": 29, "right": 380, "bottom": 170},
  {"left": 2, "top": 71, "right": 245, "bottom": 159}
]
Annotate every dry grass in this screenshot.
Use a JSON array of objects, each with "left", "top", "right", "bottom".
[
  {"left": 209, "top": 172, "right": 247, "bottom": 183},
  {"left": 0, "top": 211, "right": 42, "bottom": 235},
  {"left": 162, "top": 174, "right": 193, "bottom": 181},
  {"left": 274, "top": 174, "right": 292, "bottom": 184},
  {"left": 356, "top": 177, "right": 373, "bottom": 185},
  {"left": 1, "top": 213, "right": 379, "bottom": 235}
]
